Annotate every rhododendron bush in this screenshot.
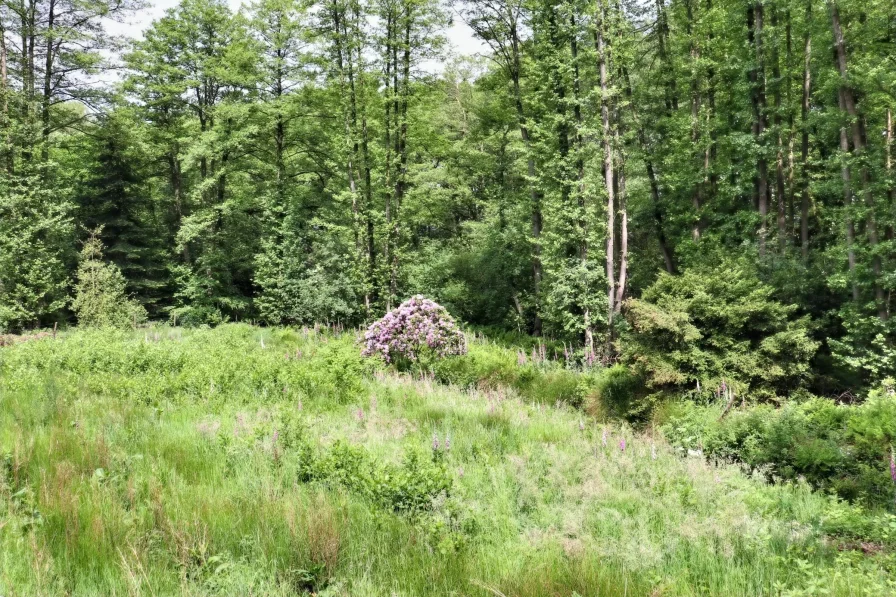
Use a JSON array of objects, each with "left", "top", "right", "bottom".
[{"left": 362, "top": 296, "right": 466, "bottom": 363}]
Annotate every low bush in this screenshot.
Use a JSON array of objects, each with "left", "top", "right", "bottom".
[
  {"left": 431, "top": 341, "right": 587, "bottom": 406},
  {"left": 585, "top": 364, "right": 650, "bottom": 423},
  {"left": 662, "top": 379, "right": 896, "bottom": 506}
]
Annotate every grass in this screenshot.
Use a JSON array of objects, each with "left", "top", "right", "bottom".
[{"left": 0, "top": 324, "right": 894, "bottom": 596}]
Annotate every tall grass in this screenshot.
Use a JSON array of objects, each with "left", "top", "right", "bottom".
[{"left": 0, "top": 324, "right": 893, "bottom": 596}]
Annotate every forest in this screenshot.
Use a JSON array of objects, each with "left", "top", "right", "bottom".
[{"left": 0, "top": 0, "right": 892, "bottom": 393}]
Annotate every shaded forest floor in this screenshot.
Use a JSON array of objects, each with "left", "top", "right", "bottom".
[{"left": 0, "top": 325, "right": 893, "bottom": 596}]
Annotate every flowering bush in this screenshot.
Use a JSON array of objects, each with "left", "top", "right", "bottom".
[{"left": 362, "top": 296, "right": 466, "bottom": 364}]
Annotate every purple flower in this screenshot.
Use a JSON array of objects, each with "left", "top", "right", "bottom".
[
  {"left": 361, "top": 296, "right": 466, "bottom": 363},
  {"left": 619, "top": 438, "right": 626, "bottom": 452},
  {"left": 432, "top": 433, "right": 440, "bottom": 451}
]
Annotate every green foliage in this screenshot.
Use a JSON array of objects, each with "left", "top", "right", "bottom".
[
  {"left": 298, "top": 440, "right": 452, "bottom": 518},
  {"left": 0, "top": 168, "right": 73, "bottom": 332},
  {"left": 623, "top": 262, "right": 819, "bottom": 399},
  {"left": 72, "top": 232, "right": 147, "bottom": 329},
  {"left": 663, "top": 379, "right": 896, "bottom": 506},
  {"left": 585, "top": 364, "right": 650, "bottom": 424},
  {"left": 430, "top": 340, "right": 586, "bottom": 406}
]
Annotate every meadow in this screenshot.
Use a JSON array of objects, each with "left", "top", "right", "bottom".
[{"left": 1, "top": 324, "right": 895, "bottom": 596}]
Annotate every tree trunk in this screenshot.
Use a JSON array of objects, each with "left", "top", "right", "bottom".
[
  {"left": 750, "top": 3, "right": 769, "bottom": 255},
  {"left": 621, "top": 67, "right": 675, "bottom": 274},
  {"left": 687, "top": 0, "right": 702, "bottom": 242},
  {"left": 40, "top": 0, "right": 55, "bottom": 163},
  {"left": 837, "top": 88, "right": 859, "bottom": 302},
  {"left": 772, "top": 8, "right": 787, "bottom": 252},
  {"left": 596, "top": 0, "right": 616, "bottom": 329},
  {"left": 800, "top": 4, "right": 811, "bottom": 260},
  {"left": 507, "top": 12, "right": 542, "bottom": 335},
  {"left": 830, "top": 0, "right": 883, "bottom": 316},
  {"left": 1, "top": 12, "right": 11, "bottom": 174},
  {"left": 614, "top": 161, "right": 628, "bottom": 313}
]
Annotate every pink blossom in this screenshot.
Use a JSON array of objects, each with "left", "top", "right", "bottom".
[{"left": 361, "top": 296, "right": 466, "bottom": 363}]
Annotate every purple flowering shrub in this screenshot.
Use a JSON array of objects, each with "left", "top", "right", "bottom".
[{"left": 362, "top": 296, "right": 466, "bottom": 364}]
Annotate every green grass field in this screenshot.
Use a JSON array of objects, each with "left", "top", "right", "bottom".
[{"left": 1, "top": 325, "right": 894, "bottom": 596}]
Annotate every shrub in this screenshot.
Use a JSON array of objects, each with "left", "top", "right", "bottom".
[
  {"left": 362, "top": 296, "right": 466, "bottom": 364},
  {"left": 622, "top": 261, "right": 818, "bottom": 400},
  {"left": 662, "top": 379, "right": 896, "bottom": 506},
  {"left": 72, "top": 231, "right": 146, "bottom": 329},
  {"left": 585, "top": 365, "right": 649, "bottom": 423}
]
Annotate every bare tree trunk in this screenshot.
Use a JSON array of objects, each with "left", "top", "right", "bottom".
[
  {"left": 351, "top": 1, "right": 375, "bottom": 309},
  {"left": 614, "top": 161, "right": 628, "bottom": 313},
  {"left": 597, "top": 0, "right": 616, "bottom": 329},
  {"left": 686, "top": 0, "right": 702, "bottom": 241},
  {"left": 501, "top": 9, "right": 543, "bottom": 335},
  {"left": 382, "top": 9, "right": 394, "bottom": 310},
  {"left": 1, "top": 12, "right": 11, "bottom": 174}
]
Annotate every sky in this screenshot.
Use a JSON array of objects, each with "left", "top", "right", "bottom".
[{"left": 106, "top": 0, "right": 488, "bottom": 62}]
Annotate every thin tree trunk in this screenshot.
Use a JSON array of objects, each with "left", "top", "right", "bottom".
[
  {"left": 750, "top": 3, "right": 769, "bottom": 255},
  {"left": 837, "top": 88, "right": 859, "bottom": 302},
  {"left": 40, "top": 0, "right": 54, "bottom": 163},
  {"left": 800, "top": 6, "right": 811, "bottom": 260},
  {"left": 687, "top": 0, "right": 702, "bottom": 241},
  {"left": 1, "top": 12, "right": 11, "bottom": 174},
  {"left": 830, "top": 0, "right": 883, "bottom": 315},
  {"left": 622, "top": 67, "right": 675, "bottom": 273},
  {"left": 570, "top": 12, "right": 593, "bottom": 351},
  {"left": 506, "top": 11, "right": 542, "bottom": 335},
  {"left": 772, "top": 8, "right": 787, "bottom": 251},
  {"left": 382, "top": 9, "right": 393, "bottom": 310},
  {"left": 596, "top": 0, "right": 616, "bottom": 329},
  {"left": 614, "top": 160, "right": 628, "bottom": 313}
]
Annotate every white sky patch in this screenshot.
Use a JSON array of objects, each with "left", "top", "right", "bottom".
[{"left": 105, "top": 0, "right": 487, "bottom": 70}]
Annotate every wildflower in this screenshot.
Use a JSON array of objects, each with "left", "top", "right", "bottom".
[
  {"left": 579, "top": 420, "right": 585, "bottom": 432},
  {"left": 619, "top": 438, "right": 626, "bottom": 452},
  {"left": 432, "top": 433, "right": 440, "bottom": 451},
  {"left": 356, "top": 408, "right": 365, "bottom": 422},
  {"left": 651, "top": 443, "right": 657, "bottom": 460},
  {"left": 602, "top": 428, "right": 608, "bottom": 447},
  {"left": 445, "top": 435, "right": 451, "bottom": 451},
  {"left": 297, "top": 399, "right": 303, "bottom": 411}
]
